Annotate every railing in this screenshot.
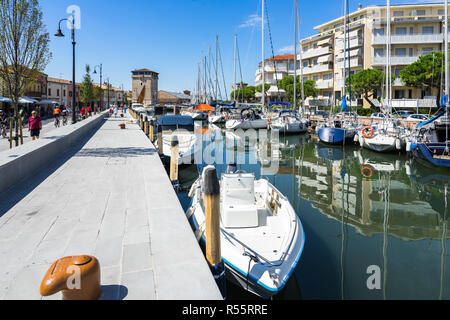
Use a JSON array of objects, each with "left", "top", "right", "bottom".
[
  {"left": 300, "top": 63, "right": 333, "bottom": 75},
  {"left": 315, "top": 80, "right": 334, "bottom": 89},
  {"left": 373, "top": 55, "right": 419, "bottom": 66},
  {"left": 302, "top": 46, "right": 333, "bottom": 60},
  {"left": 336, "top": 57, "right": 363, "bottom": 69},
  {"left": 373, "top": 33, "right": 444, "bottom": 45}
]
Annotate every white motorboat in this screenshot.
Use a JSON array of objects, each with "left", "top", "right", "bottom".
[
  {"left": 157, "top": 116, "right": 198, "bottom": 165},
  {"left": 187, "top": 166, "right": 305, "bottom": 299},
  {"left": 270, "top": 110, "right": 307, "bottom": 134},
  {"left": 226, "top": 108, "right": 268, "bottom": 130}
]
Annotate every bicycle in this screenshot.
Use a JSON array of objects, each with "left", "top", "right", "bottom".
[
  {"left": 62, "top": 115, "right": 68, "bottom": 126},
  {"left": 54, "top": 116, "right": 60, "bottom": 128}
]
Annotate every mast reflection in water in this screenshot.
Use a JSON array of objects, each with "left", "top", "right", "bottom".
[{"left": 177, "top": 127, "right": 450, "bottom": 300}]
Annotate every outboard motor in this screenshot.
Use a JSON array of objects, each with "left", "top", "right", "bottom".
[{"left": 226, "top": 164, "right": 238, "bottom": 174}]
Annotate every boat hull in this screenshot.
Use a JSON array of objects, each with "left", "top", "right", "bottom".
[
  {"left": 226, "top": 119, "right": 268, "bottom": 130},
  {"left": 362, "top": 135, "right": 402, "bottom": 153},
  {"left": 318, "top": 127, "right": 355, "bottom": 145},
  {"left": 413, "top": 143, "right": 450, "bottom": 168}
]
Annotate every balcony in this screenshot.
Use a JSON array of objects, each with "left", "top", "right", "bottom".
[
  {"left": 300, "top": 63, "right": 333, "bottom": 76},
  {"left": 372, "top": 55, "right": 419, "bottom": 66},
  {"left": 302, "top": 46, "right": 333, "bottom": 60},
  {"left": 315, "top": 80, "right": 334, "bottom": 90},
  {"left": 372, "top": 33, "right": 444, "bottom": 45},
  {"left": 335, "top": 38, "right": 363, "bottom": 50},
  {"left": 336, "top": 57, "right": 363, "bottom": 69}
]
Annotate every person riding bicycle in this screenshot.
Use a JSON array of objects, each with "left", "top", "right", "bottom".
[
  {"left": 61, "top": 106, "right": 68, "bottom": 122},
  {"left": 53, "top": 106, "right": 62, "bottom": 126}
]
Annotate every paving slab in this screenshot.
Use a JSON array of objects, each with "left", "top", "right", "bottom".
[{"left": 0, "top": 115, "right": 222, "bottom": 300}]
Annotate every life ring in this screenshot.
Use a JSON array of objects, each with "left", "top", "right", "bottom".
[
  {"left": 361, "top": 166, "right": 373, "bottom": 178},
  {"left": 362, "top": 126, "right": 374, "bottom": 139},
  {"left": 267, "top": 118, "right": 272, "bottom": 125}
]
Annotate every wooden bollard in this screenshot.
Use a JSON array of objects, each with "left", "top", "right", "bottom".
[
  {"left": 144, "top": 118, "right": 149, "bottom": 136},
  {"left": 18, "top": 116, "right": 23, "bottom": 145},
  {"left": 157, "top": 131, "right": 163, "bottom": 156},
  {"left": 9, "top": 118, "right": 13, "bottom": 149},
  {"left": 149, "top": 119, "right": 155, "bottom": 143},
  {"left": 40, "top": 255, "right": 101, "bottom": 300},
  {"left": 203, "top": 166, "right": 226, "bottom": 299},
  {"left": 140, "top": 116, "right": 143, "bottom": 129},
  {"left": 170, "top": 135, "right": 179, "bottom": 185}
]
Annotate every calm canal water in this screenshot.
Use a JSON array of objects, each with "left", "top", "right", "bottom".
[{"left": 176, "top": 126, "right": 450, "bottom": 300}]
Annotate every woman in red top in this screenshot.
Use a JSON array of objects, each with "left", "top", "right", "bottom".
[
  {"left": 29, "top": 110, "right": 42, "bottom": 141},
  {"left": 80, "top": 107, "right": 86, "bottom": 119},
  {"left": 88, "top": 106, "right": 93, "bottom": 117}
]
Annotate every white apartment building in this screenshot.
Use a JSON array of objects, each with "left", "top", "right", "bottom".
[
  {"left": 47, "top": 77, "right": 71, "bottom": 106},
  {"left": 256, "top": 3, "right": 450, "bottom": 110},
  {"left": 255, "top": 54, "right": 296, "bottom": 100}
]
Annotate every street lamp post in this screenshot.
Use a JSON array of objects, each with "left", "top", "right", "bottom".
[
  {"left": 105, "top": 78, "right": 110, "bottom": 109},
  {"left": 55, "top": 16, "right": 77, "bottom": 124},
  {"left": 93, "top": 64, "right": 103, "bottom": 111}
]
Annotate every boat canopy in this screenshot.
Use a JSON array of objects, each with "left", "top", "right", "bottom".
[
  {"left": 0, "top": 96, "right": 12, "bottom": 103},
  {"left": 157, "top": 115, "right": 194, "bottom": 132},
  {"left": 193, "top": 104, "right": 214, "bottom": 112},
  {"left": 269, "top": 101, "right": 291, "bottom": 107},
  {"left": 210, "top": 101, "right": 236, "bottom": 107}
]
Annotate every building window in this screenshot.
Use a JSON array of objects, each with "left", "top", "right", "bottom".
[
  {"left": 63, "top": 90, "right": 66, "bottom": 97},
  {"left": 409, "top": 27, "right": 414, "bottom": 35},
  {"left": 422, "top": 47, "right": 434, "bottom": 56},
  {"left": 374, "top": 28, "right": 384, "bottom": 36},
  {"left": 394, "top": 68, "right": 403, "bottom": 79},
  {"left": 57, "top": 89, "right": 60, "bottom": 97},
  {"left": 422, "top": 26, "right": 434, "bottom": 35},
  {"left": 393, "top": 11, "right": 403, "bottom": 17},
  {"left": 438, "top": 9, "right": 445, "bottom": 15},
  {"left": 395, "top": 27, "right": 407, "bottom": 35},
  {"left": 374, "top": 48, "right": 384, "bottom": 57},
  {"left": 395, "top": 90, "right": 405, "bottom": 99},
  {"left": 395, "top": 48, "right": 407, "bottom": 57},
  {"left": 323, "top": 73, "right": 333, "bottom": 80},
  {"left": 48, "top": 88, "right": 51, "bottom": 96},
  {"left": 409, "top": 48, "right": 414, "bottom": 57}
]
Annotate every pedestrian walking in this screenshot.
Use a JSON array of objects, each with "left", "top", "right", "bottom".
[
  {"left": 88, "top": 106, "right": 93, "bottom": 117},
  {"left": 109, "top": 108, "right": 113, "bottom": 117},
  {"left": 80, "top": 107, "right": 86, "bottom": 120},
  {"left": 114, "top": 106, "right": 119, "bottom": 118},
  {"left": 28, "top": 110, "right": 42, "bottom": 141}
]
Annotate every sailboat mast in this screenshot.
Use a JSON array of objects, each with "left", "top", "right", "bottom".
[
  {"left": 343, "top": 0, "right": 347, "bottom": 99},
  {"left": 299, "top": 16, "right": 305, "bottom": 113},
  {"left": 216, "top": 35, "right": 219, "bottom": 102},
  {"left": 294, "top": 0, "right": 298, "bottom": 113},
  {"left": 347, "top": 0, "right": 351, "bottom": 109},
  {"left": 234, "top": 34, "right": 237, "bottom": 102},
  {"left": 262, "top": 0, "right": 266, "bottom": 112},
  {"left": 445, "top": 0, "right": 449, "bottom": 107},
  {"left": 386, "top": 0, "right": 392, "bottom": 111}
]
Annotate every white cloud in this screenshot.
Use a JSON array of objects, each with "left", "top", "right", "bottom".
[{"left": 239, "top": 14, "right": 262, "bottom": 28}]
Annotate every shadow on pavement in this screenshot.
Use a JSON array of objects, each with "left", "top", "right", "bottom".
[
  {"left": 0, "top": 118, "right": 107, "bottom": 219},
  {"left": 76, "top": 147, "right": 156, "bottom": 158}
]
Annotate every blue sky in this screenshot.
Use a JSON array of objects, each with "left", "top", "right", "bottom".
[{"left": 40, "top": 0, "right": 431, "bottom": 95}]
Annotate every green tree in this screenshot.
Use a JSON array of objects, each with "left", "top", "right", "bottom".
[
  {"left": 0, "top": 0, "right": 51, "bottom": 147},
  {"left": 80, "top": 65, "right": 94, "bottom": 107},
  {"left": 93, "top": 85, "right": 103, "bottom": 110},
  {"left": 345, "top": 69, "right": 386, "bottom": 108},
  {"left": 400, "top": 51, "right": 445, "bottom": 107},
  {"left": 278, "top": 76, "right": 318, "bottom": 107},
  {"left": 230, "top": 86, "right": 256, "bottom": 102}
]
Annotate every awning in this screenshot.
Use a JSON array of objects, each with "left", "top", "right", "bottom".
[
  {"left": 318, "top": 54, "right": 333, "bottom": 64},
  {"left": 267, "top": 86, "right": 285, "bottom": 94},
  {"left": 0, "top": 96, "right": 12, "bottom": 103},
  {"left": 36, "top": 100, "right": 58, "bottom": 105},
  {"left": 18, "top": 97, "right": 38, "bottom": 104}
]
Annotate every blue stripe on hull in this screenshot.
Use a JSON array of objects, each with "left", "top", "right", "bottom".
[{"left": 415, "top": 143, "right": 450, "bottom": 168}]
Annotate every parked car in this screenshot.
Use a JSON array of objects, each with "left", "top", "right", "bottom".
[
  {"left": 394, "top": 111, "right": 412, "bottom": 118},
  {"left": 406, "top": 114, "right": 429, "bottom": 123},
  {"left": 370, "top": 113, "right": 386, "bottom": 120}
]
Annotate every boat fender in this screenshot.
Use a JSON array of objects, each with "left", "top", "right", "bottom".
[
  {"left": 395, "top": 160, "right": 401, "bottom": 171},
  {"left": 188, "top": 180, "right": 199, "bottom": 198},
  {"left": 410, "top": 143, "right": 417, "bottom": 151},
  {"left": 361, "top": 166, "right": 373, "bottom": 179},
  {"left": 405, "top": 164, "right": 411, "bottom": 176},
  {"left": 395, "top": 139, "right": 402, "bottom": 150},
  {"left": 225, "top": 113, "right": 229, "bottom": 121},
  {"left": 406, "top": 141, "right": 412, "bottom": 152},
  {"left": 362, "top": 127, "right": 374, "bottom": 139},
  {"left": 354, "top": 134, "right": 359, "bottom": 142},
  {"left": 359, "top": 136, "right": 365, "bottom": 148}
]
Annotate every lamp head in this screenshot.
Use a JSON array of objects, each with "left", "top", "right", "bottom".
[{"left": 55, "top": 28, "right": 65, "bottom": 37}]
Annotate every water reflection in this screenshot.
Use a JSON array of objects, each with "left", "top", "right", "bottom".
[{"left": 177, "top": 126, "right": 450, "bottom": 300}]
